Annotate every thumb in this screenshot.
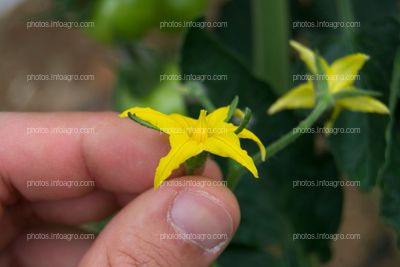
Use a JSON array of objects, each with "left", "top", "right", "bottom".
[{"left": 78, "top": 177, "right": 240, "bottom": 267}]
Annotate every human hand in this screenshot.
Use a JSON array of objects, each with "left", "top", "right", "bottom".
[{"left": 0, "top": 112, "right": 240, "bottom": 267}]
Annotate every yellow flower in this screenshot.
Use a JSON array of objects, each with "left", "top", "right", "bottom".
[
  {"left": 268, "top": 40, "right": 389, "bottom": 126},
  {"left": 120, "top": 106, "right": 266, "bottom": 188}
]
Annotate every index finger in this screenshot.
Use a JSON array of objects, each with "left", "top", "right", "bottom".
[{"left": 0, "top": 112, "right": 180, "bottom": 204}]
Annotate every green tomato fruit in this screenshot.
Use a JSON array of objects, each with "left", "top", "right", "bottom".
[
  {"left": 89, "top": 0, "right": 160, "bottom": 42},
  {"left": 112, "top": 0, "right": 159, "bottom": 39},
  {"left": 163, "top": 0, "right": 206, "bottom": 22}
]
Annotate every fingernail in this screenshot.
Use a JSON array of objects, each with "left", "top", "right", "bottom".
[{"left": 169, "top": 190, "right": 233, "bottom": 252}]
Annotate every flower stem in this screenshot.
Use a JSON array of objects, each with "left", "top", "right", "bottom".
[
  {"left": 264, "top": 101, "right": 329, "bottom": 160},
  {"left": 185, "top": 82, "right": 216, "bottom": 112},
  {"left": 252, "top": 0, "right": 289, "bottom": 94},
  {"left": 227, "top": 101, "right": 330, "bottom": 191},
  {"left": 337, "top": 0, "right": 356, "bottom": 49}
]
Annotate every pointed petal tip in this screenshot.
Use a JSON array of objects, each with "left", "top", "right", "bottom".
[
  {"left": 261, "top": 152, "right": 266, "bottom": 162},
  {"left": 267, "top": 106, "right": 278, "bottom": 115},
  {"left": 154, "top": 181, "right": 161, "bottom": 189},
  {"left": 289, "top": 40, "right": 299, "bottom": 47},
  {"left": 249, "top": 165, "right": 259, "bottom": 178},
  {"left": 381, "top": 106, "right": 390, "bottom": 114},
  {"left": 356, "top": 53, "right": 370, "bottom": 60}
]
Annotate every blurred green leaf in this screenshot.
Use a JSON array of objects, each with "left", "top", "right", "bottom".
[
  {"left": 380, "top": 120, "right": 400, "bottom": 242},
  {"left": 379, "top": 47, "right": 400, "bottom": 243},
  {"left": 214, "top": 0, "right": 253, "bottom": 65},
  {"left": 218, "top": 245, "right": 287, "bottom": 267},
  {"left": 328, "top": 19, "right": 400, "bottom": 190}
]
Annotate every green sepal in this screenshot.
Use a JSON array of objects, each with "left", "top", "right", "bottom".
[
  {"left": 313, "top": 51, "right": 333, "bottom": 106},
  {"left": 127, "top": 112, "right": 161, "bottom": 132},
  {"left": 333, "top": 88, "right": 382, "bottom": 100},
  {"left": 234, "top": 107, "right": 252, "bottom": 134},
  {"left": 185, "top": 151, "right": 209, "bottom": 175},
  {"left": 225, "top": 96, "right": 239, "bottom": 122}
]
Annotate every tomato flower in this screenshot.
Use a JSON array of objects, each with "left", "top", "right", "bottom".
[
  {"left": 120, "top": 106, "right": 266, "bottom": 188},
  {"left": 268, "top": 40, "right": 389, "bottom": 127}
]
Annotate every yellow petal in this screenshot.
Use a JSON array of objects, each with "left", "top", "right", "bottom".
[
  {"left": 290, "top": 40, "right": 317, "bottom": 73},
  {"left": 290, "top": 40, "right": 330, "bottom": 74},
  {"left": 169, "top": 113, "right": 197, "bottom": 129},
  {"left": 336, "top": 96, "right": 389, "bottom": 114},
  {"left": 330, "top": 53, "right": 369, "bottom": 92},
  {"left": 154, "top": 134, "right": 203, "bottom": 188},
  {"left": 268, "top": 82, "right": 315, "bottom": 114},
  {"left": 119, "top": 107, "right": 184, "bottom": 134},
  {"left": 206, "top": 106, "right": 229, "bottom": 127},
  {"left": 237, "top": 129, "right": 266, "bottom": 161},
  {"left": 191, "top": 110, "right": 208, "bottom": 142},
  {"left": 204, "top": 133, "right": 259, "bottom": 178}
]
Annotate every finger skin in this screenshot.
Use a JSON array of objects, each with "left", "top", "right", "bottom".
[
  {"left": 30, "top": 190, "right": 118, "bottom": 225},
  {"left": 0, "top": 112, "right": 170, "bottom": 204},
  {"left": 78, "top": 176, "right": 240, "bottom": 267},
  {"left": 3, "top": 226, "right": 94, "bottom": 267}
]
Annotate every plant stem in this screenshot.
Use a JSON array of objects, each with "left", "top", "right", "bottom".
[
  {"left": 227, "top": 101, "right": 330, "bottom": 191},
  {"left": 265, "top": 101, "right": 329, "bottom": 160},
  {"left": 252, "top": 0, "right": 289, "bottom": 94},
  {"left": 186, "top": 82, "right": 216, "bottom": 111},
  {"left": 337, "top": 0, "right": 356, "bottom": 49}
]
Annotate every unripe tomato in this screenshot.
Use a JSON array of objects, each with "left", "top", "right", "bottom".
[
  {"left": 89, "top": 0, "right": 160, "bottom": 42},
  {"left": 112, "top": 0, "right": 159, "bottom": 39},
  {"left": 162, "top": 0, "right": 206, "bottom": 22}
]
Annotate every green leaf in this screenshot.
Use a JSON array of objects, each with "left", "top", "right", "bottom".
[
  {"left": 379, "top": 47, "right": 400, "bottom": 243},
  {"left": 214, "top": 0, "right": 253, "bottom": 65},
  {"left": 380, "top": 121, "right": 400, "bottom": 242},
  {"left": 218, "top": 245, "right": 289, "bottom": 267},
  {"left": 328, "top": 19, "right": 400, "bottom": 190}
]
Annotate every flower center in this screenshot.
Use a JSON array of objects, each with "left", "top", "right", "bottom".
[{"left": 190, "top": 110, "right": 209, "bottom": 142}]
